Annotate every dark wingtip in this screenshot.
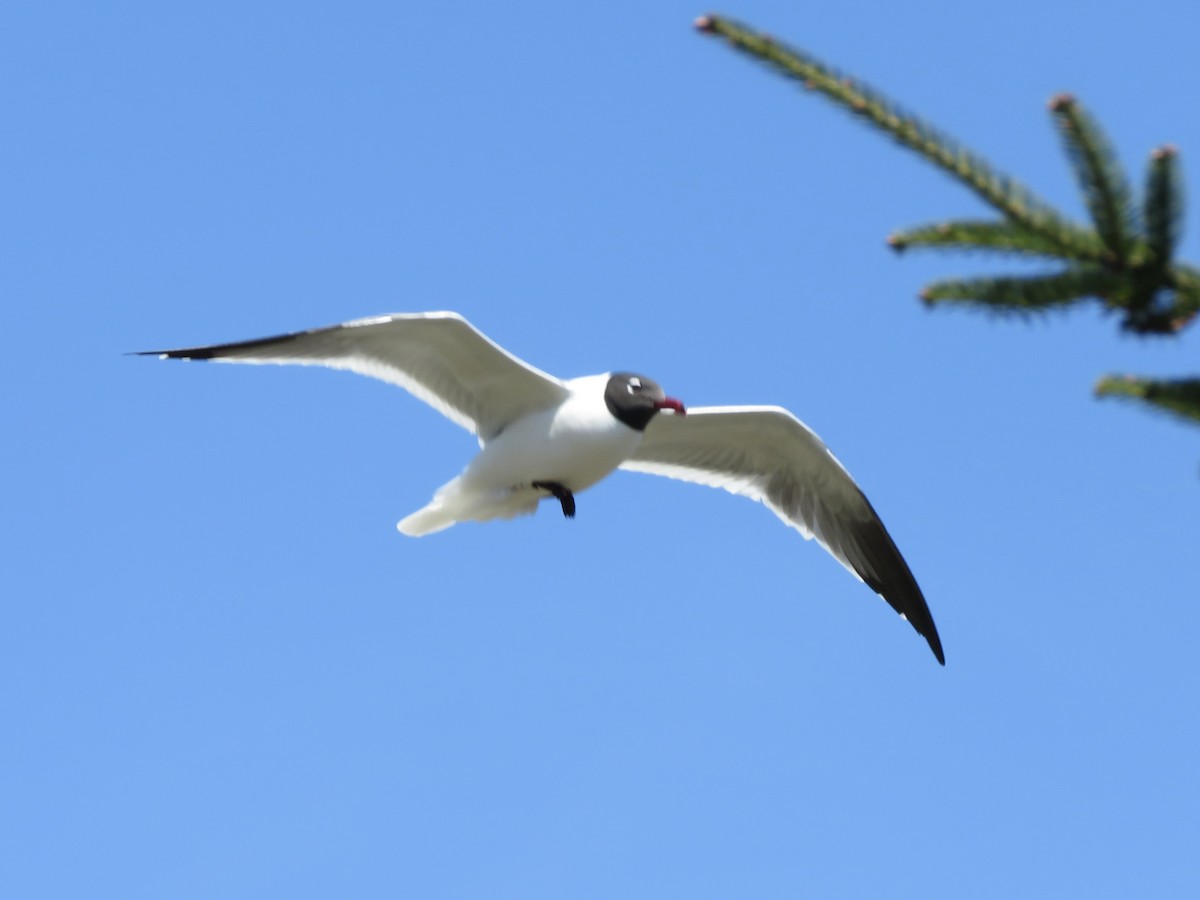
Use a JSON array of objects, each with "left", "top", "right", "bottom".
[
  {"left": 130, "top": 330, "right": 301, "bottom": 361},
  {"left": 851, "top": 510, "right": 945, "bottom": 666},
  {"left": 128, "top": 349, "right": 211, "bottom": 360},
  {"left": 909, "top": 609, "right": 945, "bottom": 666},
  {"left": 902, "top": 610, "right": 944, "bottom": 665},
  {"left": 930, "top": 635, "right": 946, "bottom": 666}
]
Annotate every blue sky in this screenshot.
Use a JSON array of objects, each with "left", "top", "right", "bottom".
[{"left": 4, "top": 1, "right": 1198, "bottom": 897}]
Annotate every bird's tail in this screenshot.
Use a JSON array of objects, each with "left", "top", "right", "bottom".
[
  {"left": 397, "top": 479, "right": 541, "bottom": 537},
  {"left": 396, "top": 502, "right": 459, "bottom": 536}
]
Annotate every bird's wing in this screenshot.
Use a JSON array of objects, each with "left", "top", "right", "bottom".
[
  {"left": 137, "top": 312, "right": 570, "bottom": 441},
  {"left": 622, "top": 405, "right": 944, "bottom": 664}
]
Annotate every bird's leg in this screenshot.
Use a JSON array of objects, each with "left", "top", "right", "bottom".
[{"left": 531, "top": 480, "right": 576, "bottom": 519}]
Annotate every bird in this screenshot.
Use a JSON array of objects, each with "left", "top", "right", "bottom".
[{"left": 137, "top": 311, "right": 944, "bottom": 664}]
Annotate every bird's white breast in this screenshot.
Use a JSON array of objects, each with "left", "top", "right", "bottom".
[{"left": 460, "top": 374, "right": 641, "bottom": 493}]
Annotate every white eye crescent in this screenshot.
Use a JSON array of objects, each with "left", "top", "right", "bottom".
[{"left": 627, "top": 377, "right": 642, "bottom": 394}]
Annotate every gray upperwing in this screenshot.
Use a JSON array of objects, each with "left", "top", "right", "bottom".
[
  {"left": 137, "top": 312, "right": 571, "bottom": 441},
  {"left": 622, "top": 406, "right": 944, "bottom": 664}
]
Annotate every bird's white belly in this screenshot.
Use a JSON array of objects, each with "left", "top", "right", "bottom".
[{"left": 462, "top": 402, "right": 641, "bottom": 494}]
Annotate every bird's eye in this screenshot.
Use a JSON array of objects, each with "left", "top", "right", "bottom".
[{"left": 627, "top": 377, "right": 642, "bottom": 394}]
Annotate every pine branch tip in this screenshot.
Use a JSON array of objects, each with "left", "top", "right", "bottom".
[
  {"left": 1094, "top": 375, "right": 1200, "bottom": 426},
  {"left": 1095, "top": 374, "right": 1135, "bottom": 396},
  {"left": 1151, "top": 144, "right": 1178, "bottom": 161},
  {"left": 1048, "top": 92, "right": 1076, "bottom": 112}
]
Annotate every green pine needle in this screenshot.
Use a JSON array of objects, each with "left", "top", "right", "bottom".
[
  {"left": 1170, "top": 265, "right": 1200, "bottom": 321},
  {"left": 888, "top": 220, "right": 1086, "bottom": 258},
  {"left": 1144, "top": 145, "right": 1184, "bottom": 271},
  {"left": 1095, "top": 375, "right": 1200, "bottom": 425},
  {"left": 1048, "top": 94, "right": 1139, "bottom": 266},
  {"left": 920, "top": 267, "right": 1119, "bottom": 316}
]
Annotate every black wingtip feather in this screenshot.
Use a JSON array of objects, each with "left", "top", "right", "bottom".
[
  {"left": 931, "top": 635, "right": 946, "bottom": 667},
  {"left": 129, "top": 348, "right": 214, "bottom": 360},
  {"left": 131, "top": 330, "right": 303, "bottom": 361},
  {"left": 850, "top": 512, "right": 945, "bottom": 666}
]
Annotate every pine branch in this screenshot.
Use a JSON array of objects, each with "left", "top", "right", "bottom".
[
  {"left": 1048, "top": 94, "right": 1139, "bottom": 266},
  {"left": 920, "top": 267, "right": 1119, "bottom": 316},
  {"left": 696, "top": 13, "right": 1200, "bottom": 443},
  {"left": 1095, "top": 375, "right": 1200, "bottom": 425},
  {"left": 1170, "top": 264, "right": 1200, "bottom": 322},
  {"left": 1144, "top": 145, "right": 1183, "bottom": 272},
  {"left": 694, "top": 14, "right": 1104, "bottom": 261},
  {"left": 1117, "top": 283, "right": 1199, "bottom": 334},
  {"left": 888, "top": 220, "right": 1075, "bottom": 258}
]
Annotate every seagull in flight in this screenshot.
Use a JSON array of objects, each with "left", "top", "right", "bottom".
[{"left": 138, "top": 311, "right": 944, "bottom": 664}]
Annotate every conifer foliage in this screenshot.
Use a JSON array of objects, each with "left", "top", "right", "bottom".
[{"left": 696, "top": 14, "right": 1200, "bottom": 433}]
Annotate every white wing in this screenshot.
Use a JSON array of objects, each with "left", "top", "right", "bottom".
[
  {"left": 623, "top": 405, "right": 944, "bottom": 664},
  {"left": 138, "top": 312, "right": 570, "bottom": 441}
]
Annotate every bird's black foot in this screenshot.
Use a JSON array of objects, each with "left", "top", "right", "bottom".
[{"left": 532, "top": 480, "right": 576, "bottom": 518}]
